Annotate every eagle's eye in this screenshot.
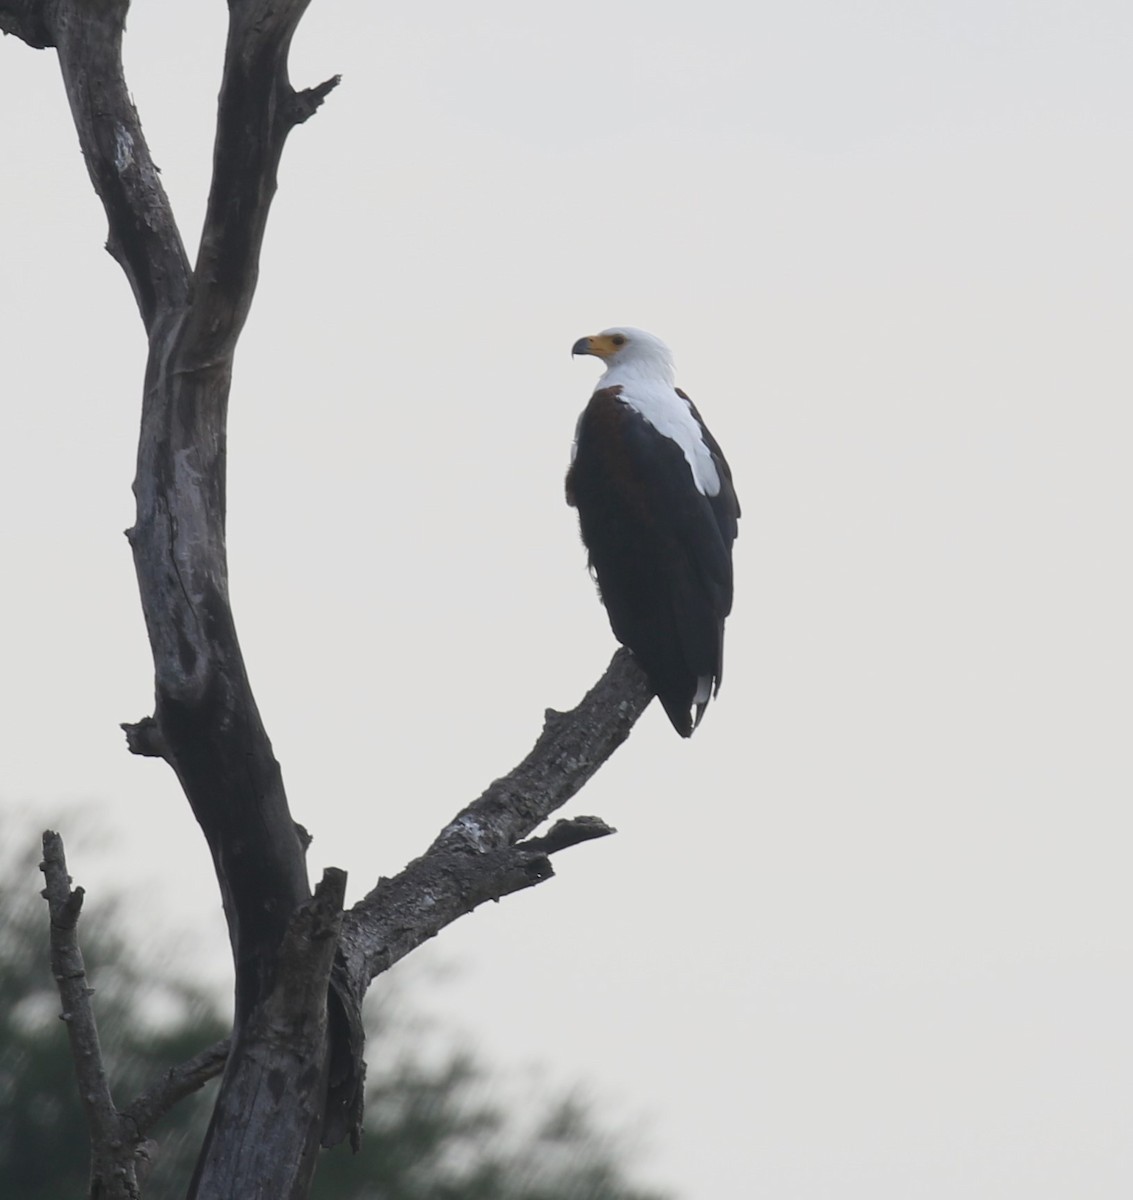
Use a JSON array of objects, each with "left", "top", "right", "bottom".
[{"left": 611, "top": 334, "right": 626, "bottom": 347}]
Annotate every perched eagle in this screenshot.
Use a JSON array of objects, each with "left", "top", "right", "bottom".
[{"left": 566, "top": 328, "right": 740, "bottom": 736}]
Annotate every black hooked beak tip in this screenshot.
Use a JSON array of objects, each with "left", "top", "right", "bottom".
[{"left": 571, "top": 337, "right": 592, "bottom": 358}]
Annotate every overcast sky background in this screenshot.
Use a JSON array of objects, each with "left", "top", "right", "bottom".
[{"left": 3, "top": 2, "right": 1132, "bottom": 1195}]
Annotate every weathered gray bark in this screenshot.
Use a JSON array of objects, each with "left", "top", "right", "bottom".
[
  {"left": 5, "top": 2, "right": 347, "bottom": 1194},
  {"left": 3, "top": 2, "right": 656, "bottom": 1197},
  {"left": 40, "top": 832, "right": 145, "bottom": 1200},
  {"left": 339, "top": 648, "right": 653, "bottom": 1004}
]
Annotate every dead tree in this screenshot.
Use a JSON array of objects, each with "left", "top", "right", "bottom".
[{"left": 0, "top": 3, "right": 654, "bottom": 1197}]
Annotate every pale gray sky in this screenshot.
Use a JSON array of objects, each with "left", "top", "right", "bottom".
[{"left": 3, "top": 2, "right": 1132, "bottom": 1195}]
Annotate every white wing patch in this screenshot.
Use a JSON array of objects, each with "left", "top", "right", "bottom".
[{"left": 619, "top": 382, "right": 721, "bottom": 497}]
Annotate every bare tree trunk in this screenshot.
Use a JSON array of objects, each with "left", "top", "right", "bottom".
[
  {"left": 1, "top": 2, "right": 656, "bottom": 1196},
  {"left": 2, "top": 2, "right": 346, "bottom": 1193}
]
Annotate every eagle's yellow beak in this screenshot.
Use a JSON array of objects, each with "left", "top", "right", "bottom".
[{"left": 571, "top": 333, "right": 623, "bottom": 359}]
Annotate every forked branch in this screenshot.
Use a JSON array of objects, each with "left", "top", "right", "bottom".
[{"left": 337, "top": 649, "right": 654, "bottom": 1007}]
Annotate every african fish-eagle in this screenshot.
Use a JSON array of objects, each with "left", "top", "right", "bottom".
[{"left": 566, "top": 328, "right": 739, "bottom": 736}]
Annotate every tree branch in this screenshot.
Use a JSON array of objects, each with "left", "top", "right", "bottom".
[
  {"left": 123, "top": 1038, "right": 231, "bottom": 1139},
  {"left": 120, "top": 714, "right": 169, "bottom": 758},
  {"left": 121, "top": 0, "right": 342, "bottom": 1033},
  {"left": 185, "top": 0, "right": 339, "bottom": 366},
  {"left": 431, "top": 647, "right": 654, "bottom": 854},
  {"left": 40, "top": 830, "right": 146, "bottom": 1199},
  {"left": 3, "top": 0, "right": 192, "bottom": 328},
  {"left": 0, "top": 0, "right": 53, "bottom": 47},
  {"left": 337, "top": 650, "right": 653, "bottom": 1003},
  {"left": 520, "top": 814, "right": 618, "bottom": 855}
]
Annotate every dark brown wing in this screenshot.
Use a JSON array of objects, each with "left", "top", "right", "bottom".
[{"left": 566, "top": 386, "right": 737, "bottom": 735}]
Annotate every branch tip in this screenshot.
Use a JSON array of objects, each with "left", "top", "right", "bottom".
[
  {"left": 290, "top": 74, "right": 341, "bottom": 124},
  {"left": 520, "top": 815, "right": 617, "bottom": 855},
  {"left": 121, "top": 716, "right": 167, "bottom": 758},
  {"left": 543, "top": 706, "right": 568, "bottom": 733}
]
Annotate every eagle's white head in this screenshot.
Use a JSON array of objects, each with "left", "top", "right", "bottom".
[{"left": 571, "top": 327, "right": 676, "bottom": 388}]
